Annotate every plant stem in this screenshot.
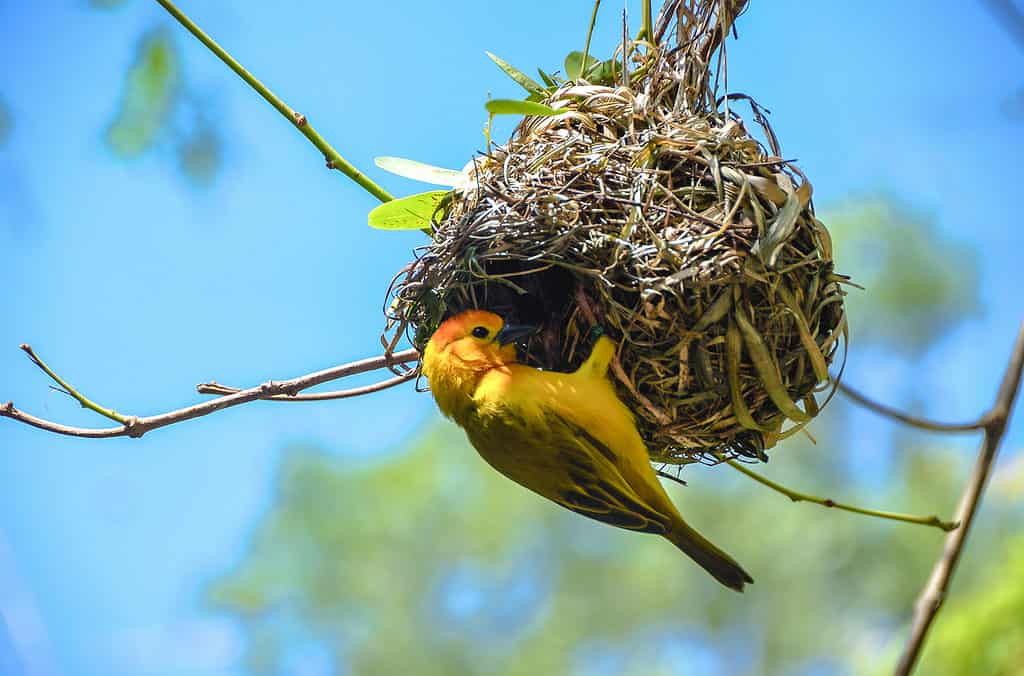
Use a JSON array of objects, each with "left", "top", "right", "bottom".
[
  {"left": 19, "top": 345, "right": 130, "bottom": 425},
  {"left": 581, "top": 0, "right": 602, "bottom": 78},
  {"left": 839, "top": 381, "right": 986, "bottom": 433},
  {"left": 726, "top": 459, "right": 960, "bottom": 532},
  {"left": 153, "top": 0, "right": 394, "bottom": 203},
  {"left": 640, "top": 0, "right": 653, "bottom": 41}
]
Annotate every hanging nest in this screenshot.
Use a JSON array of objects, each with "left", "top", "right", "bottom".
[{"left": 384, "top": 0, "right": 849, "bottom": 465}]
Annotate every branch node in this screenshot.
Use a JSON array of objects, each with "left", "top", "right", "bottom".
[
  {"left": 292, "top": 111, "right": 307, "bottom": 127},
  {"left": 325, "top": 158, "right": 336, "bottom": 170},
  {"left": 123, "top": 416, "right": 145, "bottom": 439},
  {"left": 986, "top": 405, "right": 1009, "bottom": 428},
  {"left": 823, "top": 498, "right": 836, "bottom": 508},
  {"left": 2, "top": 401, "right": 13, "bottom": 414}
]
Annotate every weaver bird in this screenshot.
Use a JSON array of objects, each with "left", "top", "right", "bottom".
[{"left": 421, "top": 309, "right": 753, "bottom": 592}]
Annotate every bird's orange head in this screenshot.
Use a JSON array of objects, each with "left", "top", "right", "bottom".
[{"left": 421, "top": 310, "right": 535, "bottom": 420}]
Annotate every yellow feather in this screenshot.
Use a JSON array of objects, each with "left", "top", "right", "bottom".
[{"left": 422, "top": 310, "right": 753, "bottom": 591}]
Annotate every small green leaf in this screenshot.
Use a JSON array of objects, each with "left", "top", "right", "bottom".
[
  {"left": 485, "top": 52, "right": 545, "bottom": 95},
  {"left": 485, "top": 99, "right": 567, "bottom": 117},
  {"left": 564, "top": 51, "right": 599, "bottom": 80},
  {"left": 375, "top": 156, "right": 465, "bottom": 188},
  {"left": 368, "top": 190, "right": 450, "bottom": 231},
  {"left": 536, "top": 67, "right": 557, "bottom": 88},
  {"left": 588, "top": 59, "right": 616, "bottom": 84}
]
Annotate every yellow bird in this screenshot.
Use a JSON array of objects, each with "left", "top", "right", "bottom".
[{"left": 421, "top": 309, "right": 753, "bottom": 592}]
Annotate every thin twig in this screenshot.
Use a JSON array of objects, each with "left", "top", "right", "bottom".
[
  {"left": 655, "top": 468, "right": 687, "bottom": 487},
  {"left": 894, "top": 322, "right": 1024, "bottom": 675},
  {"left": 639, "top": 0, "right": 654, "bottom": 41},
  {"left": 1, "top": 348, "right": 420, "bottom": 439},
  {"left": 19, "top": 345, "right": 130, "bottom": 425},
  {"left": 581, "top": 0, "right": 602, "bottom": 78},
  {"left": 838, "top": 381, "right": 987, "bottom": 433},
  {"left": 153, "top": 0, "right": 394, "bottom": 203},
  {"left": 196, "top": 371, "right": 416, "bottom": 401},
  {"left": 725, "top": 459, "right": 959, "bottom": 532}
]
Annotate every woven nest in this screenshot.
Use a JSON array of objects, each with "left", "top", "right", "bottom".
[{"left": 384, "top": 1, "right": 849, "bottom": 465}]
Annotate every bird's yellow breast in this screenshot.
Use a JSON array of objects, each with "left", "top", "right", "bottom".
[{"left": 471, "top": 363, "right": 650, "bottom": 470}]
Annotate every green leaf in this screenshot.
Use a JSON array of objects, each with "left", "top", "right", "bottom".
[
  {"left": 564, "top": 51, "right": 599, "bottom": 80},
  {"left": 484, "top": 99, "right": 567, "bottom": 117},
  {"left": 536, "top": 67, "right": 557, "bottom": 88},
  {"left": 588, "top": 59, "right": 616, "bottom": 84},
  {"left": 367, "top": 190, "right": 450, "bottom": 231},
  {"left": 105, "top": 28, "right": 180, "bottom": 158},
  {"left": 374, "top": 156, "right": 465, "bottom": 188},
  {"left": 485, "top": 52, "right": 545, "bottom": 95}
]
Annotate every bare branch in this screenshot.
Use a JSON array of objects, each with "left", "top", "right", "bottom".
[
  {"left": 895, "top": 322, "right": 1024, "bottom": 675},
  {"left": 196, "top": 371, "right": 416, "bottom": 401},
  {"left": 1, "top": 348, "right": 420, "bottom": 439},
  {"left": 838, "top": 381, "right": 988, "bottom": 433}
]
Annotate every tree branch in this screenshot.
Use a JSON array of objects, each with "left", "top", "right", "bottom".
[
  {"left": 894, "top": 322, "right": 1024, "bottom": 675},
  {"left": 838, "top": 381, "right": 987, "bottom": 433},
  {"left": 196, "top": 371, "right": 415, "bottom": 401},
  {"left": 724, "top": 459, "right": 959, "bottom": 532},
  {"left": 153, "top": 0, "right": 394, "bottom": 203},
  {"left": 1, "top": 348, "right": 419, "bottom": 439}
]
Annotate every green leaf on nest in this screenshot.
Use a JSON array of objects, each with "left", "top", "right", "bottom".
[
  {"left": 485, "top": 99, "right": 567, "bottom": 117},
  {"left": 374, "top": 157, "right": 465, "bottom": 188},
  {"left": 367, "top": 190, "right": 450, "bottom": 231},
  {"left": 564, "top": 51, "right": 599, "bottom": 80},
  {"left": 485, "top": 52, "right": 546, "bottom": 95},
  {"left": 536, "top": 67, "right": 557, "bottom": 88}
]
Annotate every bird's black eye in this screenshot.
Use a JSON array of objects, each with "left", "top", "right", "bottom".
[{"left": 472, "top": 326, "right": 489, "bottom": 339}]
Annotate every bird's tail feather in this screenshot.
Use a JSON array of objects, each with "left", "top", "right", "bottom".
[
  {"left": 577, "top": 336, "right": 615, "bottom": 378},
  {"left": 665, "top": 522, "right": 753, "bottom": 592}
]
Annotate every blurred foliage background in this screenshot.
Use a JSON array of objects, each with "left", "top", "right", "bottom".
[
  {"left": 2, "top": 2, "right": 1023, "bottom": 676},
  {"left": 95, "top": 0, "right": 223, "bottom": 186}
]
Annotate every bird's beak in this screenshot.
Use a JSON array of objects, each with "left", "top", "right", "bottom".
[{"left": 496, "top": 323, "right": 537, "bottom": 346}]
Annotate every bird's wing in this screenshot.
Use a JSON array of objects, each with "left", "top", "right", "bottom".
[{"left": 545, "top": 413, "right": 673, "bottom": 535}]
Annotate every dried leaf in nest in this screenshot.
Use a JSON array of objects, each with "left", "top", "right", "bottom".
[{"left": 385, "top": 2, "right": 849, "bottom": 465}]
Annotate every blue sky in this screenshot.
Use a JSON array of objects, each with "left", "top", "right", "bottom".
[{"left": 1, "top": 1, "right": 1022, "bottom": 675}]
